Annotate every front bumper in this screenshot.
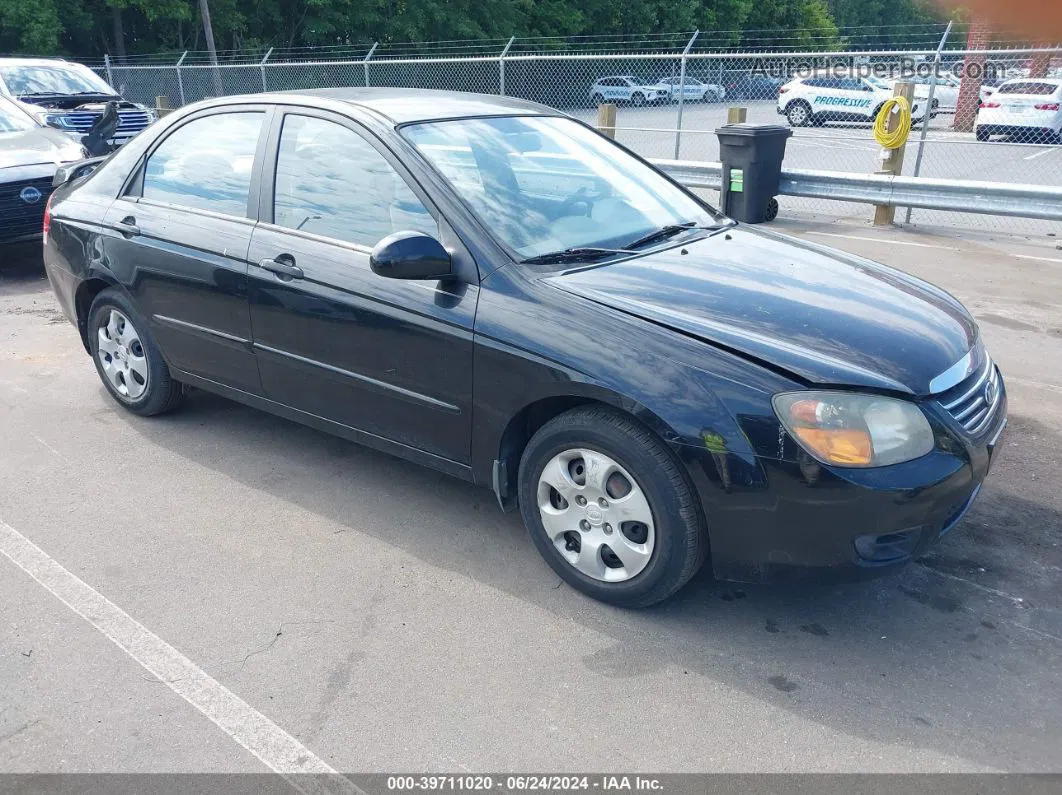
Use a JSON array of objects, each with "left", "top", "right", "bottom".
[{"left": 682, "top": 387, "right": 1008, "bottom": 584}]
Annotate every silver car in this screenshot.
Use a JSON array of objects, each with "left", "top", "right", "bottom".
[
  {"left": 589, "top": 76, "right": 665, "bottom": 107},
  {"left": 653, "top": 76, "right": 726, "bottom": 102}
]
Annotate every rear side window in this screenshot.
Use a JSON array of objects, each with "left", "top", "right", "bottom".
[
  {"left": 997, "top": 82, "right": 1060, "bottom": 96},
  {"left": 142, "top": 112, "right": 263, "bottom": 216}
]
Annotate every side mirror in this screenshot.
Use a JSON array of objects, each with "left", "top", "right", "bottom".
[{"left": 370, "top": 231, "right": 452, "bottom": 280}]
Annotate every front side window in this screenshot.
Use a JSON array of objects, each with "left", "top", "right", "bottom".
[
  {"left": 0, "top": 63, "right": 114, "bottom": 97},
  {"left": 142, "top": 112, "right": 263, "bottom": 216},
  {"left": 403, "top": 115, "right": 720, "bottom": 260},
  {"left": 273, "top": 114, "right": 436, "bottom": 247}
]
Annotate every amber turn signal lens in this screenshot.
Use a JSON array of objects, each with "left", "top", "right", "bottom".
[{"left": 793, "top": 427, "right": 873, "bottom": 466}]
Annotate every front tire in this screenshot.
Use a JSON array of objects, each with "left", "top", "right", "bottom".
[
  {"left": 88, "top": 288, "right": 183, "bottom": 416},
  {"left": 630, "top": 92, "right": 645, "bottom": 107},
  {"left": 518, "top": 406, "right": 708, "bottom": 607}
]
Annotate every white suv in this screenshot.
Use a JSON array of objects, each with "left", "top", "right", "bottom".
[
  {"left": 589, "top": 76, "right": 665, "bottom": 107},
  {"left": 778, "top": 73, "right": 926, "bottom": 127}
]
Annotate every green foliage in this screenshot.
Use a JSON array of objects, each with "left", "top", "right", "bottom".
[{"left": 0, "top": 0, "right": 942, "bottom": 59}]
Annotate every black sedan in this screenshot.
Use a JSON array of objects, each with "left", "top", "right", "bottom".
[{"left": 42, "top": 88, "right": 1006, "bottom": 606}]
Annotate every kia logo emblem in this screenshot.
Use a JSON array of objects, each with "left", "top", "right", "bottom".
[
  {"left": 20, "top": 186, "right": 42, "bottom": 205},
  {"left": 983, "top": 378, "right": 997, "bottom": 406}
]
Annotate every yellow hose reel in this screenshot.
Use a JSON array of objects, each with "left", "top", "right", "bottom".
[{"left": 873, "top": 96, "right": 913, "bottom": 150}]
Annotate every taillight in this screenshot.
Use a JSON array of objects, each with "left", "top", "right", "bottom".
[
  {"left": 778, "top": 86, "right": 789, "bottom": 94},
  {"left": 43, "top": 193, "right": 54, "bottom": 245},
  {"left": 980, "top": 101, "right": 1001, "bottom": 108},
  {"left": 1034, "top": 103, "right": 1061, "bottom": 110}
]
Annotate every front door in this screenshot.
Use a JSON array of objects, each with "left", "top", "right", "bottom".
[{"left": 247, "top": 109, "right": 477, "bottom": 465}]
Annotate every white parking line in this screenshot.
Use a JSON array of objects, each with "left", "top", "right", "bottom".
[
  {"left": 801, "top": 231, "right": 958, "bottom": 250},
  {"left": 0, "top": 519, "right": 360, "bottom": 794},
  {"left": 1014, "top": 253, "right": 1062, "bottom": 265},
  {"left": 1024, "top": 148, "right": 1057, "bottom": 161}
]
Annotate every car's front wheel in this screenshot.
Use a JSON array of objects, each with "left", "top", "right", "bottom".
[
  {"left": 88, "top": 288, "right": 183, "bottom": 416},
  {"left": 518, "top": 406, "right": 708, "bottom": 607},
  {"left": 630, "top": 92, "right": 646, "bottom": 107}
]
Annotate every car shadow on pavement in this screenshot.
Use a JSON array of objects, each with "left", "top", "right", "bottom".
[{"left": 118, "top": 388, "right": 1062, "bottom": 771}]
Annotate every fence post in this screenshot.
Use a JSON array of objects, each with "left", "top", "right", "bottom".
[
  {"left": 727, "top": 107, "right": 747, "bottom": 124},
  {"left": 597, "top": 103, "right": 617, "bottom": 139},
  {"left": 103, "top": 54, "right": 114, "bottom": 87},
  {"left": 175, "top": 51, "right": 187, "bottom": 106},
  {"left": 674, "top": 30, "right": 700, "bottom": 159},
  {"left": 499, "top": 35, "right": 516, "bottom": 96},
  {"left": 905, "top": 20, "right": 953, "bottom": 224},
  {"left": 363, "top": 42, "right": 378, "bottom": 87},
  {"left": 874, "top": 81, "right": 915, "bottom": 226},
  {"left": 259, "top": 47, "right": 273, "bottom": 93}
]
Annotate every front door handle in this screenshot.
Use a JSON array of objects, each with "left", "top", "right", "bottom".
[
  {"left": 259, "top": 257, "right": 304, "bottom": 281},
  {"left": 112, "top": 217, "right": 140, "bottom": 237}
]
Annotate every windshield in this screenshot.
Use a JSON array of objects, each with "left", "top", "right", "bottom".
[
  {"left": 997, "top": 81, "right": 1060, "bottom": 96},
  {"left": 0, "top": 63, "right": 115, "bottom": 97},
  {"left": 865, "top": 76, "right": 890, "bottom": 90},
  {"left": 0, "top": 97, "right": 36, "bottom": 132},
  {"left": 402, "top": 115, "right": 721, "bottom": 260}
]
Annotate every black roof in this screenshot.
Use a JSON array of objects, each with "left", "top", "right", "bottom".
[{"left": 262, "top": 87, "right": 554, "bottom": 124}]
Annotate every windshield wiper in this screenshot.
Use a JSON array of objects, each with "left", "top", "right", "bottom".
[
  {"left": 623, "top": 220, "right": 724, "bottom": 250},
  {"left": 521, "top": 247, "right": 636, "bottom": 265}
]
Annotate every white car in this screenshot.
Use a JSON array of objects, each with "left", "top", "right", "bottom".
[
  {"left": 777, "top": 73, "right": 926, "bottom": 127},
  {"left": 588, "top": 76, "right": 665, "bottom": 107},
  {"left": 652, "top": 76, "right": 725, "bottom": 103},
  {"left": 887, "top": 73, "right": 992, "bottom": 112},
  {"left": 976, "top": 78, "right": 1062, "bottom": 144},
  {"left": 0, "top": 57, "right": 156, "bottom": 146}
]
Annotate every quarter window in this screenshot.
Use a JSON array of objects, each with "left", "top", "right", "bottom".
[
  {"left": 272, "top": 114, "right": 436, "bottom": 247},
  {"left": 142, "top": 112, "right": 263, "bottom": 216}
]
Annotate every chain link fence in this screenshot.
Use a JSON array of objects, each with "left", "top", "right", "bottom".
[{"left": 89, "top": 27, "right": 1062, "bottom": 236}]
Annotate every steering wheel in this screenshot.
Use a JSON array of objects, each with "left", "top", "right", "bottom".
[{"left": 559, "top": 186, "right": 608, "bottom": 217}]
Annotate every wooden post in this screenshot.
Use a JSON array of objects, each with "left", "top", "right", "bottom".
[
  {"left": 726, "top": 107, "right": 748, "bottom": 124},
  {"left": 596, "top": 103, "right": 617, "bottom": 140},
  {"left": 873, "top": 81, "right": 915, "bottom": 227},
  {"left": 155, "top": 96, "right": 171, "bottom": 117}
]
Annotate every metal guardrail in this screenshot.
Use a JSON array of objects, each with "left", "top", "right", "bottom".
[{"left": 652, "top": 159, "right": 1062, "bottom": 222}]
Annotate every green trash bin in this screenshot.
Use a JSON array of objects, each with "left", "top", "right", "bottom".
[{"left": 715, "top": 123, "right": 792, "bottom": 223}]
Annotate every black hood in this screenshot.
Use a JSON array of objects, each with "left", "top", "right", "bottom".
[
  {"left": 544, "top": 226, "right": 976, "bottom": 395},
  {"left": 17, "top": 94, "right": 129, "bottom": 111}
]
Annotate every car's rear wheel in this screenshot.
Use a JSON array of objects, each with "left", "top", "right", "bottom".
[
  {"left": 88, "top": 288, "right": 183, "bottom": 416},
  {"left": 590, "top": 92, "right": 605, "bottom": 106},
  {"left": 786, "top": 101, "right": 812, "bottom": 127},
  {"left": 518, "top": 406, "right": 708, "bottom": 607},
  {"left": 631, "top": 92, "right": 645, "bottom": 107}
]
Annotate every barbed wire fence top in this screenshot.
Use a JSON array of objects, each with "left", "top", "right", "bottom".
[{"left": 88, "top": 27, "right": 1062, "bottom": 236}]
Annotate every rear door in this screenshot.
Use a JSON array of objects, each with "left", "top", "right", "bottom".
[
  {"left": 102, "top": 106, "right": 269, "bottom": 393},
  {"left": 246, "top": 108, "right": 477, "bottom": 465}
]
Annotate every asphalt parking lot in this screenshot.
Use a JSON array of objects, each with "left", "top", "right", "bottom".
[{"left": 2, "top": 221, "right": 1062, "bottom": 774}]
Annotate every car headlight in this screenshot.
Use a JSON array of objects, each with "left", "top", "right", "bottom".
[
  {"left": 43, "top": 113, "right": 77, "bottom": 129},
  {"left": 773, "top": 391, "right": 934, "bottom": 468}
]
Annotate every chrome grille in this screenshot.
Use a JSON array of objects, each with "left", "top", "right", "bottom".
[
  {"left": 937, "top": 354, "right": 1002, "bottom": 436},
  {"left": 61, "top": 109, "right": 151, "bottom": 137},
  {"left": 0, "top": 177, "right": 53, "bottom": 243}
]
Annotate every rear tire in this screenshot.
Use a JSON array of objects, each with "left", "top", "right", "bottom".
[
  {"left": 591, "top": 92, "right": 605, "bottom": 107},
  {"left": 518, "top": 406, "right": 708, "bottom": 607},
  {"left": 786, "top": 101, "right": 812, "bottom": 127},
  {"left": 88, "top": 288, "right": 183, "bottom": 416},
  {"left": 631, "top": 92, "right": 645, "bottom": 107}
]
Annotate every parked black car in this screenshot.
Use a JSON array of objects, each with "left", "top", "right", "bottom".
[
  {"left": 1, "top": 95, "right": 86, "bottom": 248},
  {"left": 724, "top": 74, "right": 786, "bottom": 101},
  {"left": 42, "top": 89, "right": 1006, "bottom": 606}
]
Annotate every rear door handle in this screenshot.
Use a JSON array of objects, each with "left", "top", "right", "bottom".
[{"left": 259, "top": 257, "right": 304, "bottom": 281}]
